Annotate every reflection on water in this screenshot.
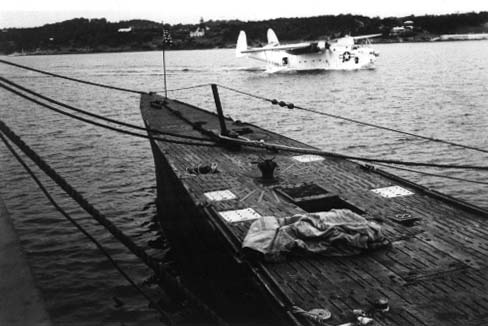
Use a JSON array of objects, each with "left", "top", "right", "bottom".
[{"left": 0, "top": 41, "right": 487, "bottom": 324}]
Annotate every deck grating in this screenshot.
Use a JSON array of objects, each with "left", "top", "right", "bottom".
[{"left": 141, "top": 94, "right": 488, "bottom": 326}]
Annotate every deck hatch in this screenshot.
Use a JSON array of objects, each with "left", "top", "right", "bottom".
[
  {"left": 204, "top": 190, "right": 237, "bottom": 201},
  {"left": 276, "top": 183, "right": 330, "bottom": 200},
  {"left": 292, "top": 155, "right": 324, "bottom": 163},
  {"left": 218, "top": 208, "right": 261, "bottom": 223},
  {"left": 371, "top": 185, "right": 414, "bottom": 198},
  {"left": 275, "top": 183, "right": 364, "bottom": 214}
]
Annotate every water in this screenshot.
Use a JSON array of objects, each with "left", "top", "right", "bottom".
[{"left": 1, "top": 41, "right": 487, "bottom": 324}]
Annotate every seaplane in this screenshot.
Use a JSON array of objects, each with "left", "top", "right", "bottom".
[{"left": 236, "top": 28, "right": 381, "bottom": 72}]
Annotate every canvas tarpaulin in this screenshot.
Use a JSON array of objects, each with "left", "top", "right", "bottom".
[{"left": 242, "top": 209, "right": 388, "bottom": 260}]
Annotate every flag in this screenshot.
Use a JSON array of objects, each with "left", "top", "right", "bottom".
[{"left": 163, "top": 29, "right": 173, "bottom": 47}]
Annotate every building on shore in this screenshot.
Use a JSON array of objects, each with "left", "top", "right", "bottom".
[
  {"left": 189, "top": 17, "right": 209, "bottom": 38},
  {"left": 190, "top": 27, "right": 207, "bottom": 38},
  {"left": 117, "top": 27, "right": 132, "bottom": 33},
  {"left": 390, "top": 20, "right": 415, "bottom": 36}
]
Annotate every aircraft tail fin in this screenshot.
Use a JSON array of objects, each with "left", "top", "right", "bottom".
[
  {"left": 236, "top": 31, "right": 248, "bottom": 57},
  {"left": 267, "top": 28, "right": 279, "bottom": 45}
]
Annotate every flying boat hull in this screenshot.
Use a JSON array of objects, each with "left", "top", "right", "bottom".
[{"left": 237, "top": 29, "right": 380, "bottom": 72}]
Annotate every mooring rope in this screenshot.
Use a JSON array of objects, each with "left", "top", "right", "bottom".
[
  {"left": 3, "top": 57, "right": 485, "bottom": 155},
  {"left": 217, "top": 134, "right": 488, "bottom": 171},
  {"left": 0, "top": 76, "right": 215, "bottom": 143},
  {"left": 0, "top": 119, "right": 228, "bottom": 326},
  {"left": 371, "top": 163, "right": 488, "bottom": 185},
  {"left": 2, "top": 58, "right": 486, "bottom": 155},
  {"left": 0, "top": 81, "right": 217, "bottom": 147},
  {"left": 0, "top": 132, "right": 173, "bottom": 324},
  {"left": 217, "top": 84, "right": 488, "bottom": 154},
  {"left": 0, "top": 118, "right": 159, "bottom": 269},
  {"left": 2, "top": 60, "right": 486, "bottom": 172},
  {"left": 217, "top": 84, "right": 270, "bottom": 102},
  {"left": 165, "top": 83, "right": 212, "bottom": 92},
  {"left": 0, "top": 59, "right": 146, "bottom": 94}
]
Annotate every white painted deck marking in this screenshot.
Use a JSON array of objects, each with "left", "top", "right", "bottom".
[
  {"left": 219, "top": 208, "right": 261, "bottom": 223},
  {"left": 371, "top": 185, "right": 414, "bottom": 198},
  {"left": 292, "top": 155, "right": 324, "bottom": 163},
  {"left": 204, "top": 190, "right": 237, "bottom": 201}
]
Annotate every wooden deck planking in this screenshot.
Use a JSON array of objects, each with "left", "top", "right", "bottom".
[{"left": 141, "top": 94, "right": 488, "bottom": 325}]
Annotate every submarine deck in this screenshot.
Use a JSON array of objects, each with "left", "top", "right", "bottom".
[{"left": 141, "top": 93, "right": 488, "bottom": 326}]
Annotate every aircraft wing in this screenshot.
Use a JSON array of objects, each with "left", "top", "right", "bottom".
[
  {"left": 352, "top": 33, "right": 382, "bottom": 40},
  {"left": 241, "top": 42, "right": 315, "bottom": 53}
]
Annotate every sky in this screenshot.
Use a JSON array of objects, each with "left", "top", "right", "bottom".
[{"left": 1, "top": 0, "right": 487, "bottom": 28}]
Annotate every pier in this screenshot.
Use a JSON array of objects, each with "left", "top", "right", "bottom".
[
  {"left": 437, "top": 33, "right": 488, "bottom": 41},
  {"left": 0, "top": 197, "right": 51, "bottom": 326},
  {"left": 141, "top": 91, "right": 488, "bottom": 326}
]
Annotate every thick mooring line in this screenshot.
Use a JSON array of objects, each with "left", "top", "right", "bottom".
[
  {"left": 0, "top": 132, "right": 172, "bottom": 324},
  {"left": 0, "top": 119, "right": 228, "bottom": 326},
  {"left": 0, "top": 58, "right": 145, "bottom": 94}
]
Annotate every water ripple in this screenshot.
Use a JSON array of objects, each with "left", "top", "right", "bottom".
[{"left": 1, "top": 42, "right": 487, "bottom": 323}]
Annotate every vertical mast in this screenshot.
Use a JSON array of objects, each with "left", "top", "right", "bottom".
[
  {"left": 162, "top": 28, "right": 172, "bottom": 98},
  {"left": 162, "top": 45, "right": 167, "bottom": 98}
]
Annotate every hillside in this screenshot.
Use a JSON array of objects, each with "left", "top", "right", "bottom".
[{"left": 1, "top": 12, "right": 487, "bottom": 55}]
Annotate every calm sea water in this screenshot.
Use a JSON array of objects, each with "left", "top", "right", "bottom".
[{"left": 1, "top": 41, "right": 487, "bottom": 324}]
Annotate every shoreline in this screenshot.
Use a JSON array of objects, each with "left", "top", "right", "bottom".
[{"left": 4, "top": 36, "right": 488, "bottom": 57}]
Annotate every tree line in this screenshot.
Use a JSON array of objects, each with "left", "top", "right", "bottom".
[{"left": 1, "top": 12, "right": 487, "bottom": 55}]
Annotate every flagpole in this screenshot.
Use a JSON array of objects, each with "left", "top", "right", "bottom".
[
  {"left": 162, "top": 28, "right": 172, "bottom": 99},
  {"left": 163, "top": 42, "right": 167, "bottom": 98}
]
